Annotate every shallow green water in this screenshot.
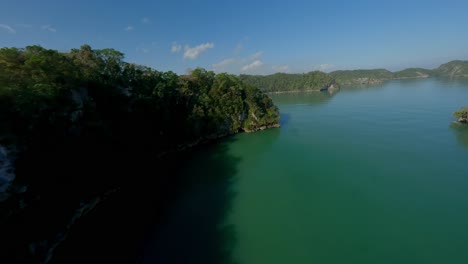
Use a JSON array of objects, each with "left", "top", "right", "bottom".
[{"left": 144, "top": 78, "right": 468, "bottom": 264}]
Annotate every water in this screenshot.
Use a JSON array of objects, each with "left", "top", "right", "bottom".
[{"left": 143, "top": 78, "right": 468, "bottom": 264}]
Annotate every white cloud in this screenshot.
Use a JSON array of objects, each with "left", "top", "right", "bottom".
[
  {"left": 315, "top": 64, "right": 335, "bottom": 72},
  {"left": 272, "top": 65, "right": 289, "bottom": 73},
  {"left": 212, "top": 58, "right": 236, "bottom": 71},
  {"left": 41, "top": 25, "right": 57, "bottom": 32},
  {"left": 249, "top": 51, "right": 263, "bottom": 60},
  {"left": 183, "top": 42, "right": 214, "bottom": 60},
  {"left": 0, "top": 24, "right": 16, "bottom": 34},
  {"left": 171, "top": 42, "right": 182, "bottom": 53},
  {"left": 124, "top": 26, "right": 134, "bottom": 31},
  {"left": 141, "top": 17, "right": 150, "bottom": 24},
  {"left": 241, "top": 60, "right": 264, "bottom": 72}
]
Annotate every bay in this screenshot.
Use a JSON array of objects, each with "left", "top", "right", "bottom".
[{"left": 144, "top": 78, "right": 468, "bottom": 264}]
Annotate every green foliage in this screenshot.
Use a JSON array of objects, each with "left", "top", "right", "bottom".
[
  {"left": 434, "top": 60, "right": 468, "bottom": 78},
  {"left": 454, "top": 107, "right": 468, "bottom": 119},
  {"left": 240, "top": 71, "right": 334, "bottom": 93},
  {"left": 330, "top": 69, "right": 393, "bottom": 85},
  {"left": 0, "top": 45, "right": 279, "bottom": 152},
  {"left": 392, "top": 68, "right": 432, "bottom": 79}
]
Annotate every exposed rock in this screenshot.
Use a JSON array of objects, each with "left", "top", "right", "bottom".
[{"left": 243, "top": 123, "right": 280, "bottom": 133}]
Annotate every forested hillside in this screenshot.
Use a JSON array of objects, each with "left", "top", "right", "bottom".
[
  {"left": 434, "top": 60, "right": 468, "bottom": 78},
  {"left": 0, "top": 45, "right": 279, "bottom": 262},
  {"left": 240, "top": 71, "right": 334, "bottom": 93}
]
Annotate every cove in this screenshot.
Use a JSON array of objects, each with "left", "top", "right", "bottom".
[{"left": 143, "top": 78, "right": 468, "bottom": 264}]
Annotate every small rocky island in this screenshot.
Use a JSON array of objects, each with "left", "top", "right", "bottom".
[{"left": 454, "top": 107, "right": 468, "bottom": 124}]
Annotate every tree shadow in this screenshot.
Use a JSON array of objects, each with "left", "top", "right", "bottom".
[
  {"left": 1, "top": 126, "right": 282, "bottom": 264},
  {"left": 45, "top": 136, "right": 241, "bottom": 264},
  {"left": 450, "top": 122, "right": 468, "bottom": 148},
  {"left": 270, "top": 91, "right": 337, "bottom": 106},
  {"left": 139, "top": 137, "right": 241, "bottom": 264}
]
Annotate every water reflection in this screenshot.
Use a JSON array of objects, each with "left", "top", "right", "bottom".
[
  {"left": 279, "top": 113, "right": 291, "bottom": 127},
  {"left": 269, "top": 91, "right": 337, "bottom": 106},
  {"left": 450, "top": 122, "right": 468, "bottom": 148}
]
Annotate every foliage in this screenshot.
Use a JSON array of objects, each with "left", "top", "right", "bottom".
[
  {"left": 454, "top": 106, "right": 468, "bottom": 120},
  {"left": 434, "top": 60, "right": 468, "bottom": 78},
  {"left": 240, "top": 71, "right": 334, "bottom": 93},
  {"left": 329, "top": 69, "right": 393, "bottom": 85},
  {"left": 392, "top": 68, "right": 433, "bottom": 79},
  {"left": 0, "top": 45, "right": 279, "bottom": 152}
]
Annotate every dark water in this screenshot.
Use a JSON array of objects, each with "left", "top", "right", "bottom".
[{"left": 143, "top": 78, "right": 468, "bottom": 264}]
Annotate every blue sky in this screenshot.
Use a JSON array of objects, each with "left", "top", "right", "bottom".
[{"left": 1, "top": 0, "right": 468, "bottom": 74}]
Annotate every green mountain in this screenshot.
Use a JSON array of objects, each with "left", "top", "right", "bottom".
[
  {"left": 329, "top": 69, "right": 393, "bottom": 86},
  {"left": 0, "top": 45, "right": 280, "bottom": 262},
  {"left": 392, "top": 68, "right": 433, "bottom": 79},
  {"left": 242, "top": 60, "right": 468, "bottom": 91},
  {"left": 434, "top": 60, "right": 468, "bottom": 78},
  {"left": 240, "top": 71, "right": 335, "bottom": 93}
]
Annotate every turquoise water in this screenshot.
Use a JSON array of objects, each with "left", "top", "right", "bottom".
[{"left": 144, "top": 78, "right": 468, "bottom": 264}]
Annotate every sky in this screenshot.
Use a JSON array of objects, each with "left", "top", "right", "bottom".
[{"left": 1, "top": 0, "right": 468, "bottom": 75}]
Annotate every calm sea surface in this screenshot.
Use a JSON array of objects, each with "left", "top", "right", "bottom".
[{"left": 144, "top": 78, "right": 468, "bottom": 264}]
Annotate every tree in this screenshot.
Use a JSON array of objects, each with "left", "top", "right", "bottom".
[{"left": 454, "top": 107, "right": 468, "bottom": 123}]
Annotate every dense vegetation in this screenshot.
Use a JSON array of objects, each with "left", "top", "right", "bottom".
[
  {"left": 239, "top": 60, "right": 468, "bottom": 91},
  {"left": 454, "top": 107, "right": 468, "bottom": 123},
  {"left": 240, "top": 71, "right": 334, "bottom": 93},
  {"left": 329, "top": 69, "right": 393, "bottom": 86},
  {"left": 434, "top": 60, "right": 468, "bottom": 78},
  {"left": 392, "top": 68, "right": 433, "bottom": 79},
  {"left": 0, "top": 45, "right": 279, "bottom": 262},
  {"left": 0, "top": 45, "right": 279, "bottom": 151}
]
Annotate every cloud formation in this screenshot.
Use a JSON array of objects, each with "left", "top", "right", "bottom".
[
  {"left": 212, "top": 58, "right": 236, "bottom": 71},
  {"left": 241, "top": 60, "right": 264, "bottom": 72},
  {"left": 141, "top": 17, "right": 150, "bottom": 24},
  {"left": 124, "top": 26, "right": 134, "bottom": 31},
  {"left": 315, "top": 64, "right": 335, "bottom": 72},
  {"left": 183, "top": 42, "right": 214, "bottom": 60},
  {"left": 249, "top": 51, "right": 263, "bottom": 60},
  {"left": 0, "top": 24, "right": 16, "bottom": 34},
  {"left": 42, "top": 25, "right": 57, "bottom": 32},
  {"left": 272, "top": 65, "right": 289, "bottom": 72},
  {"left": 171, "top": 42, "right": 182, "bottom": 53}
]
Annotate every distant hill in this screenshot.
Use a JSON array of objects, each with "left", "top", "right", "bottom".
[
  {"left": 240, "top": 71, "right": 334, "bottom": 93},
  {"left": 329, "top": 69, "right": 393, "bottom": 86},
  {"left": 433, "top": 60, "right": 468, "bottom": 78},
  {"left": 240, "top": 60, "right": 468, "bottom": 92},
  {"left": 392, "top": 68, "right": 433, "bottom": 79}
]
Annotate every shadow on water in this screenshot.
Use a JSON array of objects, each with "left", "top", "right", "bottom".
[
  {"left": 269, "top": 91, "right": 337, "bottom": 106},
  {"left": 36, "top": 136, "right": 243, "bottom": 264},
  {"left": 1, "top": 127, "right": 283, "bottom": 263},
  {"left": 450, "top": 123, "right": 468, "bottom": 148},
  {"left": 141, "top": 137, "right": 240, "bottom": 264}
]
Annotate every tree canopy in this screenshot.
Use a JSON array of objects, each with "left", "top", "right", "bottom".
[{"left": 0, "top": 45, "right": 279, "bottom": 151}]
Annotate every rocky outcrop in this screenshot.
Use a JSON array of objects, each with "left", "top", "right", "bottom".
[{"left": 243, "top": 123, "right": 280, "bottom": 133}]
